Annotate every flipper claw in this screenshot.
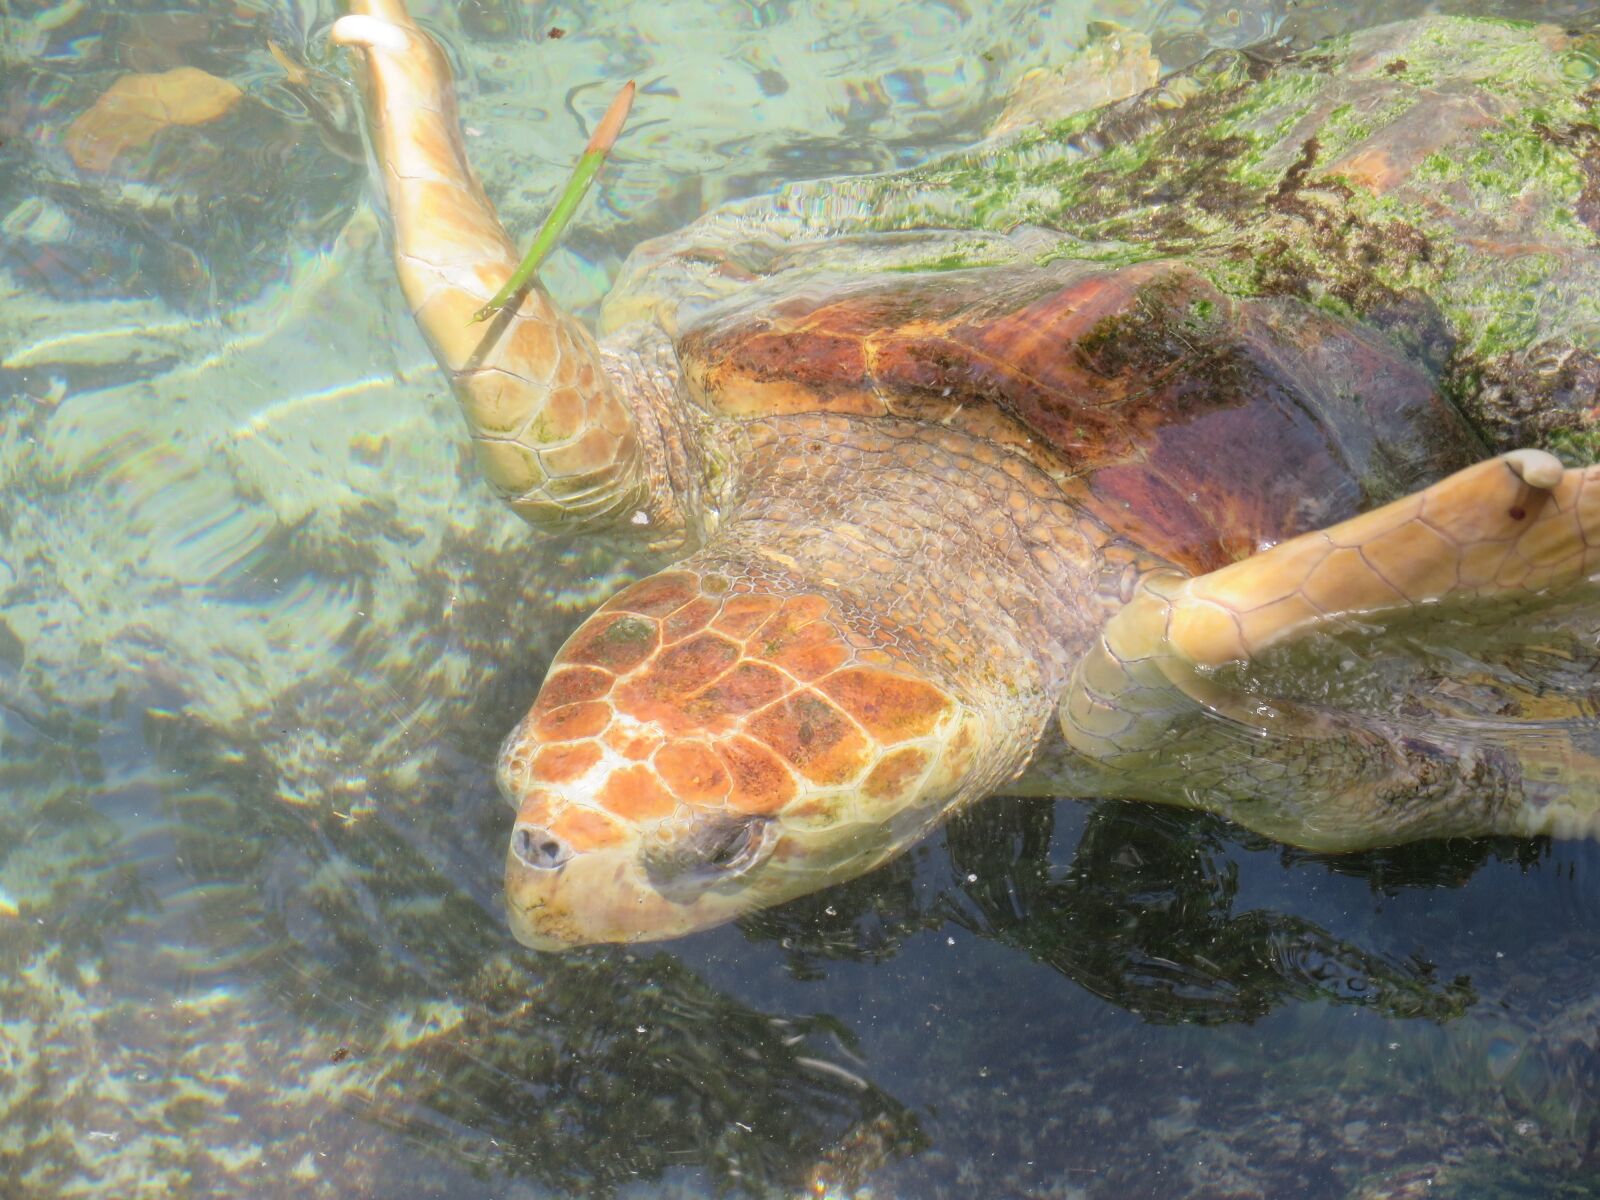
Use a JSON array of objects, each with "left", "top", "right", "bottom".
[
  {"left": 330, "top": 14, "right": 409, "bottom": 52},
  {"left": 1504, "top": 448, "right": 1565, "bottom": 490}
]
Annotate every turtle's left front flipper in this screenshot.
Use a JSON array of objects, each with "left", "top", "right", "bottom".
[{"left": 1060, "top": 452, "right": 1600, "bottom": 850}]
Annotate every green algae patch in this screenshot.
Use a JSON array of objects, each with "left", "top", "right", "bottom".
[
  {"left": 1468, "top": 126, "right": 1587, "bottom": 213},
  {"left": 1546, "top": 424, "right": 1600, "bottom": 465},
  {"left": 1216, "top": 60, "right": 1322, "bottom": 131},
  {"left": 1033, "top": 238, "right": 1164, "bottom": 270},
  {"left": 1328, "top": 91, "right": 1418, "bottom": 154},
  {"left": 1381, "top": 17, "right": 1550, "bottom": 95},
  {"left": 886, "top": 250, "right": 1003, "bottom": 273}
]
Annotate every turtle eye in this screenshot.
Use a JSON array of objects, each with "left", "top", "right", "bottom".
[
  {"left": 704, "top": 817, "right": 770, "bottom": 874},
  {"left": 643, "top": 815, "right": 776, "bottom": 892}
]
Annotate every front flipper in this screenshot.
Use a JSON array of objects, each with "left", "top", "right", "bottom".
[
  {"left": 334, "top": 0, "right": 660, "bottom": 534},
  {"left": 1061, "top": 451, "right": 1600, "bottom": 849}
]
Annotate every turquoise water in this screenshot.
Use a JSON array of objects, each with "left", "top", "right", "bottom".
[{"left": 3, "top": 0, "right": 1600, "bottom": 1196}]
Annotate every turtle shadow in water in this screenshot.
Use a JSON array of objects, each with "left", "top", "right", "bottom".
[{"left": 740, "top": 797, "right": 1554, "bottom": 1025}]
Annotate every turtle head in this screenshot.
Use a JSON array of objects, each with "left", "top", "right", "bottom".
[{"left": 497, "top": 567, "right": 989, "bottom": 949}]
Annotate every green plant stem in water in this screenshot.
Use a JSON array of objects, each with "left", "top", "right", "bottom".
[{"left": 470, "top": 81, "right": 636, "bottom": 325}]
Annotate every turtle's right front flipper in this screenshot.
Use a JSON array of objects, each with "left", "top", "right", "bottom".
[
  {"left": 334, "top": 0, "right": 655, "bottom": 532},
  {"left": 1060, "top": 452, "right": 1600, "bottom": 849}
]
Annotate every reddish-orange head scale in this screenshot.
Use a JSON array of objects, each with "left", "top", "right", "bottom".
[{"left": 498, "top": 567, "right": 981, "bottom": 948}]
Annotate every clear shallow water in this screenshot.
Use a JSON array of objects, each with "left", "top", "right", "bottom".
[{"left": 3, "top": 0, "right": 1600, "bottom": 1196}]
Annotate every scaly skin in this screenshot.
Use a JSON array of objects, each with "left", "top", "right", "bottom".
[
  {"left": 339, "top": 5, "right": 1600, "bottom": 948},
  {"left": 1061, "top": 450, "right": 1600, "bottom": 849},
  {"left": 333, "top": 0, "right": 681, "bottom": 537}
]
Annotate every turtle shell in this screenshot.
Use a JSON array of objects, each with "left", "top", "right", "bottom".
[{"left": 677, "top": 256, "right": 1481, "bottom": 575}]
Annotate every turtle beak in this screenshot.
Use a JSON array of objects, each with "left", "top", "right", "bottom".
[{"left": 502, "top": 813, "right": 772, "bottom": 949}]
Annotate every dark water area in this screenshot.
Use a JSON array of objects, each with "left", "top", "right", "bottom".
[
  {"left": 6, "top": 667, "right": 1598, "bottom": 1197},
  {"left": 3, "top": 0, "right": 1600, "bottom": 1197}
]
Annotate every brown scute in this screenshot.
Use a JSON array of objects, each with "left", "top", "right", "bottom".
[
  {"left": 947, "top": 722, "right": 978, "bottom": 776},
  {"left": 747, "top": 690, "right": 871, "bottom": 785},
  {"left": 869, "top": 332, "right": 1043, "bottom": 409},
  {"left": 1088, "top": 464, "right": 1235, "bottom": 573},
  {"left": 531, "top": 741, "right": 602, "bottom": 784},
  {"left": 711, "top": 593, "right": 784, "bottom": 638},
  {"left": 766, "top": 624, "right": 850, "bottom": 681},
  {"left": 715, "top": 736, "right": 799, "bottom": 814},
  {"left": 686, "top": 261, "right": 1166, "bottom": 435},
  {"left": 454, "top": 369, "right": 526, "bottom": 437},
  {"left": 655, "top": 741, "right": 733, "bottom": 805},
  {"left": 599, "top": 764, "right": 679, "bottom": 822},
  {"left": 752, "top": 595, "right": 848, "bottom": 680},
  {"left": 786, "top": 796, "right": 841, "bottom": 826},
  {"left": 957, "top": 265, "right": 1224, "bottom": 461},
  {"left": 758, "top": 593, "right": 830, "bottom": 629},
  {"left": 681, "top": 288, "right": 939, "bottom": 417},
  {"left": 534, "top": 701, "right": 611, "bottom": 742},
  {"left": 551, "top": 807, "right": 627, "bottom": 851},
  {"left": 723, "top": 328, "right": 869, "bottom": 389},
  {"left": 977, "top": 265, "right": 1473, "bottom": 570},
  {"left": 538, "top": 385, "right": 588, "bottom": 445},
  {"left": 513, "top": 793, "right": 560, "bottom": 830},
  {"left": 562, "top": 613, "right": 659, "bottom": 673},
  {"left": 820, "top": 668, "right": 951, "bottom": 741},
  {"left": 775, "top": 286, "right": 938, "bottom": 338},
  {"left": 608, "top": 571, "right": 702, "bottom": 617},
  {"left": 662, "top": 596, "right": 719, "bottom": 642},
  {"left": 540, "top": 426, "right": 617, "bottom": 480},
  {"left": 649, "top": 633, "right": 743, "bottom": 695},
  {"left": 863, "top": 747, "right": 931, "bottom": 800},
  {"left": 612, "top": 635, "right": 745, "bottom": 731},
  {"left": 611, "top": 688, "right": 686, "bottom": 736},
  {"left": 688, "top": 661, "right": 793, "bottom": 720},
  {"left": 504, "top": 304, "right": 559, "bottom": 368},
  {"left": 534, "top": 666, "right": 613, "bottom": 711},
  {"left": 604, "top": 726, "right": 663, "bottom": 761}
]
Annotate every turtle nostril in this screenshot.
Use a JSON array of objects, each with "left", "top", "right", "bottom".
[{"left": 512, "top": 825, "right": 572, "bottom": 870}]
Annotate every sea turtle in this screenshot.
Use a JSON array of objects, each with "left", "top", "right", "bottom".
[{"left": 333, "top": 1, "right": 1600, "bottom": 949}]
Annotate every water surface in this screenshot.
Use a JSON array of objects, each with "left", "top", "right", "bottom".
[{"left": 2, "top": 0, "right": 1599, "bottom": 1196}]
